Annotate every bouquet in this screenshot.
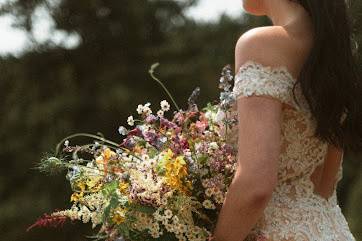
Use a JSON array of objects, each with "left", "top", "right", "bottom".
[{"left": 28, "top": 63, "right": 259, "bottom": 241}]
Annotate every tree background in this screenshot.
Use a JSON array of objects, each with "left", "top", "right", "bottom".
[{"left": 0, "top": 0, "right": 361, "bottom": 240}]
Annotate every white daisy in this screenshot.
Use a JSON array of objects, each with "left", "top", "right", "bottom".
[
  {"left": 136, "top": 104, "right": 144, "bottom": 114},
  {"left": 157, "top": 110, "right": 164, "bottom": 117},
  {"left": 172, "top": 215, "right": 179, "bottom": 223},
  {"left": 160, "top": 100, "right": 170, "bottom": 112},
  {"left": 164, "top": 209, "right": 173, "bottom": 219},
  {"left": 202, "top": 200, "right": 216, "bottom": 210},
  {"left": 205, "top": 188, "right": 213, "bottom": 197},
  {"left": 142, "top": 105, "right": 152, "bottom": 116},
  {"left": 142, "top": 154, "right": 150, "bottom": 161},
  {"left": 127, "top": 115, "right": 135, "bottom": 126}
]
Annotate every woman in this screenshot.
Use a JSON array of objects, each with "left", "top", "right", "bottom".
[{"left": 212, "top": 0, "right": 361, "bottom": 240}]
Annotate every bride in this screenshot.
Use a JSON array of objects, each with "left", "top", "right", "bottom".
[{"left": 212, "top": 0, "right": 361, "bottom": 240}]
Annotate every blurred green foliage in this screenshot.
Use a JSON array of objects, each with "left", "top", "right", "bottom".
[{"left": 0, "top": 0, "right": 360, "bottom": 240}]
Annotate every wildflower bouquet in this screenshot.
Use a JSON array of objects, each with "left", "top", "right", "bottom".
[{"left": 30, "top": 63, "right": 242, "bottom": 241}]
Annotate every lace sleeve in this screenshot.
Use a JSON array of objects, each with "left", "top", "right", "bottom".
[{"left": 232, "top": 60, "right": 297, "bottom": 107}]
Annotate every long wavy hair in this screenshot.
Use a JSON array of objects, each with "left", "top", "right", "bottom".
[{"left": 291, "top": 0, "right": 362, "bottom": 153}]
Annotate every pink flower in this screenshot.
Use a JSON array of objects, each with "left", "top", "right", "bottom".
[
  {"left": 195, "top": 120, "right": 208, "bottom": 132},
  {"left": 173, "top": 112, "right": 185, "bottom": 125}
]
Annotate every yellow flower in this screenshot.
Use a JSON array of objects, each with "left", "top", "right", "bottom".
[
  {"left": 157, "top": 149, "right": 173, "bottom": 171},
  {"left": 112, "top": 207, "right": 127, "bottom": 225},
  {"left": 112, "top": 214, "right": 125, "bottom": 225},
  {"left": 70, "top": 192, "right": 83, "bottom": 202},
  {"left": 164, "top": 154, "right": 191, "bottom": 194},
  {"left": 119, "top": 182, "right": 129, "bottom": 194},
  {"left": 85, "top": 176, "right": 102, "bottom": 192},
  {"left": 103, "top": 148, "right": 115, "bottom": 159},
  {"left": 74, "top": 181, "right": 86, "bottom": 193},
  {"left": 70, "top": 181, "right": 86, "bottom": 202},
  {"left": 165, "top": 148, "right": 174, "bottom": 158}
]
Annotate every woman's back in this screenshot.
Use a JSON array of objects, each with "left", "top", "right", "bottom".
[
  {"left": 241, "top": 24, "right": 346, "bottom": 205},
  {"left": 229, "top": 59, "right": 355, "bottom": 240}
]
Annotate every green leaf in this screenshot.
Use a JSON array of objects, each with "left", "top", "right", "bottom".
[
  {"left": 130, "top": 203, "right": 156, "bottom": 214},
  {"left": 103, "top": 195, "right": 119, "bottom": 222},
  {"left": 102, "top": 181, "right": 119, "bottom": 197}
]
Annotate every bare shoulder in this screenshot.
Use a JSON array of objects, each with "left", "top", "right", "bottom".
[
  {"left": 238, "top": 26, "right": 294, "bottom": 47},
  {"left": 235, "top": 26, "right": 311, "bottom": 78}
]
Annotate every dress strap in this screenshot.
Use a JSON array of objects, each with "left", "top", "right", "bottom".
[{"left": 232, "top": 60, "right": 308, "bottom": 112}]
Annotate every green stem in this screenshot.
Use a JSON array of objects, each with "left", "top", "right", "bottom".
[
  {"left": 65, "top": 162, "right": 103, "bottom": 173},
  {"left": 55, "top": 133, "right": 148, "bottom": 164},
  {"left": 149, "top": 63, "right": 181, "bottom": 111},
  {"left": 224, "top": 110, "right": 229, "bottom": 139},
  {"left": 55, "top": 133, "right": 121, "bottom": 157}
]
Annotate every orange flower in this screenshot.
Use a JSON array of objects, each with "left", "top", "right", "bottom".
[{"left": 96, "top": 148, "right": 116, "bottom": 175}]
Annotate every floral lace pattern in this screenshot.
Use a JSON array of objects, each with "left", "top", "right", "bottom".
[{"left": 229, "top": 60, "right": 356, "bottom": 241}]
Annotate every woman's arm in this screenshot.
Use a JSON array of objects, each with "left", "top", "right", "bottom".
[
  {"left": 212, "top": 28, "right": 290, "bottom": 241},
  {"left": 212, "top": 96, "right": 281, "bottom": 241}
]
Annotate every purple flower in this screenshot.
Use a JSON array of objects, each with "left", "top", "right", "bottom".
[
  {"left": 160, "top": 117, "right": 178, "bottom": 130},
  {"left": 144, "top": 131, "right": 158, "bottom": 144},
  {"left": 145, "top": 114, "right": 158, "bottom": 124},
  {"left": 120, "top": 137, "right": 136, "bottom": 149},
  {"left": 127, "top": 127, "right": 142, "bottom": 137},
  {"left": 180, "top": 138, "right": 189, "bottom": 150},
  {"left": 168, "top": 135, "right": 186, "bottom": 155}
]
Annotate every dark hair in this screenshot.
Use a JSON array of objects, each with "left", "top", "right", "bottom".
[{"left": 292, "top": 0, "right": 362, "bottom": 153}]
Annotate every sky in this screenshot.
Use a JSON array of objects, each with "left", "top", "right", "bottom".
[
  {"left": 0, "top": 0, "right": 244, "bottom": 55},
  {"left": 186, "top": 0, "right": 243, "bottom": 21}
]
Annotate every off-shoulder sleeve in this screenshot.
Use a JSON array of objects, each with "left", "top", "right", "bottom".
[{"left": 232, "top": 60, "right": 297, "bottom": 107}]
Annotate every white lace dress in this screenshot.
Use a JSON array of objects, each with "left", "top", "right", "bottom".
[{"left": 228, "top": 60, "right": 356, "bottom": 241}]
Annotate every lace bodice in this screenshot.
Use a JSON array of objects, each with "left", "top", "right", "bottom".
[{"left": 228, "top": 60, "right": 356, "bottom": 241}]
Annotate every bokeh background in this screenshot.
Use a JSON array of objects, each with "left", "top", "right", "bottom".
[{"left": 0, "top": 0, "right": 361, "bottom": 240}]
